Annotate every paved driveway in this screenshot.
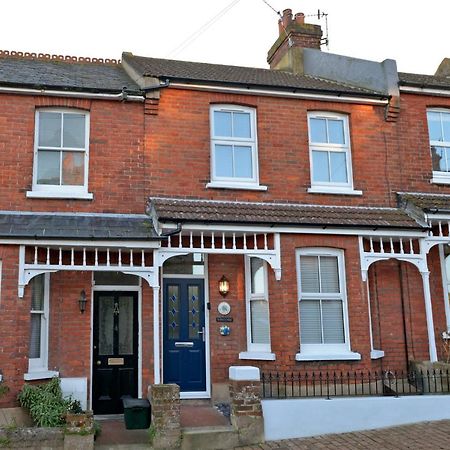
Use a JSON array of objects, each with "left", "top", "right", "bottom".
[{"left": 237, "top": 420, "right": 450, "bottom": 449}]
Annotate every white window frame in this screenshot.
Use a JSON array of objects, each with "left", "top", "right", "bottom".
[
  {"left": 239, "top": 256, "right": 275, "bottom": 360},
  {"left": 428, "top": 109, "right": 450, "bottom": 184},
  {"left": 295, "top": 248, "right": 360, "bottom": 361},
  {"left": 27, "top": 108, "right": 93, "bottom": 199},
  {"left": 208, "top": 105, "right": 266, "bottom": 191},
  {"left": 25, "top": 273, "right": 58, "bottom": 380},
  {"left": 307, "top": 112, "right": 360, "bottom": 195}
]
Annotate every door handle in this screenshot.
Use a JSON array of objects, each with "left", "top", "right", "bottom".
[
  {"left": 198, "top": 327, "right": 205, "bottom": 342},
  {"left": 96, "top": 360, "right": 101, "bottom": 366}
]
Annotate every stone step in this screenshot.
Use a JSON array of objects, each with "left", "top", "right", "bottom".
[{"left": 181, "top": 425, "right": 239, "bottom": 450}]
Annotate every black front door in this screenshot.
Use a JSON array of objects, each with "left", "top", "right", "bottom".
[
  {"left": 92, "top": 291, "right": 138, "bottom": 414},
  {"left": 163, "top": 279, "right": 206, "bottom": 392}
]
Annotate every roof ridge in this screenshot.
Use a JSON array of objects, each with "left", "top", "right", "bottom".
[
  {"left": 0, "top": 49, "right": 120, "bottom": 66},
  {"left": 149, "top": 196, "right": 404, "bottom": 212}
]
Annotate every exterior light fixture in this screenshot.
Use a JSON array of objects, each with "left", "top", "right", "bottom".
[
  {"left": 218, "top": 275, "right": 230, "bottom": 297},
  {"left": 78, "top": 290, "right": 87, "bottom": 314}
]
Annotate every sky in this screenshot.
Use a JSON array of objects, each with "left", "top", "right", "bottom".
[{"left": 1, "top": 0, "right": 449, "bottom": 75}]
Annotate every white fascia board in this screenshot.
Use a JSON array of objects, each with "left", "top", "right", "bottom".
[
  {"left": 0, "top": 86, "right": 144, "bottom": 102},
  {"left": 169, "top": 83, "right": 389, "bottom": 106},
  {"left": 160, "top": 222, "right": 426, "bottom": 237},
  {"left": 427, "top": 213, "right": 450, "bottom": 221},
  {"left": 0, "top": 238, "right": 161, "bottom": 248},
  {"left": 400, "top": 86, "right": 450, "bottom": 97}
]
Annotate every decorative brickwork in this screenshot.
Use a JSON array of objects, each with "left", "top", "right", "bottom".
[{"left": 148, "top": 384, "right": 181, "bottom": 449}]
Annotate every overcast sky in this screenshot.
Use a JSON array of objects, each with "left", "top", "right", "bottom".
[{"left": 1, "top": 0, "right": 448, "bottom": 75}]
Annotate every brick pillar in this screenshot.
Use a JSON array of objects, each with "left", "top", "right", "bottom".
[
  {"left": 229, "top": 366, "right": 265, "bottom": 446},
  {"left": 148, "top": 384, "right": 181, "bottom": 449}
]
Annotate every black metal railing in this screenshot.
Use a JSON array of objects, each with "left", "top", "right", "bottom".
[{"left": 261, "top": 369, "right": 450, "bottom": 399}]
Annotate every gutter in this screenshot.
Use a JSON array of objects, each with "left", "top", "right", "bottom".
[
  {"left": 0, "top": 85, "right": 145, "bottom": 102},
  {"left": 167, "top": 82, "right": 389, "bottom": 105},
  {"left": 400, "top": 86, "right": 450, "bottom": 97}
]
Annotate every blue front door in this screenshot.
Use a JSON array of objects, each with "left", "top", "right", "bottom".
[{"left": 163, "top": 278, "right": 206, "bottom": 392}]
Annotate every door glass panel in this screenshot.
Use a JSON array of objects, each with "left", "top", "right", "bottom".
[
  {"left": 188, "top": 285, "right": 200, "bottom": 340},
  {"left": 99, "top": 296, "right": 114, "bottom": 355},
  {"left": 168, "top": 285, "right": 180, "bottom": 340},
  {"left": 118, "top": 296, "right": 133, "bottom": 355}
]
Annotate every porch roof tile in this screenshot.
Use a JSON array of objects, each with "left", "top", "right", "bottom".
[
  {"left": 398, "top": 192, "right": 450, "bottom": 212},
  {"left": 149, "top": 198, "right": 422, "bottom": 229},
  {"left": 0, "top": 212, "right": 160, "bottom": 240}
]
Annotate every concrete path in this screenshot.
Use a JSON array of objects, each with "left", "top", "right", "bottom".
[{"left": 237, "top": 420, "right": 450, "bottom": 450}]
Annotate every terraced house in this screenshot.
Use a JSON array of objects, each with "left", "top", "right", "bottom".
[{"left": 0, "top": 8, "right": 449, "bottom": 416}]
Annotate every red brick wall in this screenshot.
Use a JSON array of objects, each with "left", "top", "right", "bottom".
[
  {"left": 145, "top": 88, "right": 398, "bottom": 206},
  {"left": 0, "top": 94, "right": 146, "bottom": 213}
]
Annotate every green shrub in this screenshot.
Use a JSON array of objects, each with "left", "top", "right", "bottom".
[{"left": 18, "top": 377, "right": 81, "bottom": 427}]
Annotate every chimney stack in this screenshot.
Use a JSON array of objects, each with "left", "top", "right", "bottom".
[{"left": 268, "top": 8, "right": 323, "bottom": 74}]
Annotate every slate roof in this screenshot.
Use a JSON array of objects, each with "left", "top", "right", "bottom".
[
  {"left": 149, "top": 198, "right": 421, "bottom": 229},
  {"left": 0, "top": 55, "right": 141, "bottom": 94},
  {"left": 123, "top": 53, "right": 386, "bottom": 97},
  {"left": 0, "top": 212, "right": 159, "bottom": 240},
  {"left": 398, "top": 192, "right": 450, "bottom": 212},
  {"left": 399, "top": 72, "right": 450, "bottom": 90}
]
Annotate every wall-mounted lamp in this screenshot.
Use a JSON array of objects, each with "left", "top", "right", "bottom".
[
  {"left": 78, "top": 290, "right": 87, "bottom": 314},
  {"left": 218, "top": 275, "right": 230, "bottom": 297}
]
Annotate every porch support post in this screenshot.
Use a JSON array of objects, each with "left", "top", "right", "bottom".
[
  {"left": 421, "top": 271, "right": 438, "bottom": 362},
  {"left": 153, "top": 266, "right": 162, "bottom": 384}
]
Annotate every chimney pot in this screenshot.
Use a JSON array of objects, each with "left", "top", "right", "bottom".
[
  {"left": 295, "top": 13, "right": 305, "bottom": 25},
  {"left": 282, "top": 8, "right": 293, "bottom": 28}
]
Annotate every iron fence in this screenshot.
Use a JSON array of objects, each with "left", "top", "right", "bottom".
[{"left": 261, "top": 369, "right": 450, "bottom": 399}]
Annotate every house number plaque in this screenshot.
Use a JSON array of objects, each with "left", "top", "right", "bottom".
[
  {"left": 216, "top": 317, "right": 233, "bottom": 322},
  {"left": 108, "top": 357, "right": 124, "bottom": 366}
]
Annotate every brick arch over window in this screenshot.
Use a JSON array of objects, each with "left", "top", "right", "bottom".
[{"left": 35, "top": 96, "right": 91, "bottom": 110}]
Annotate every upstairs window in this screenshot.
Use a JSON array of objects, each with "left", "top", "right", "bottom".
[
  {"left": 308, "top": 112, "right": 356, "bottom": 194},
  {"left": 29, "top": 109, "right": 92, "bottom": 199},
  {"left": 428, "top": 109, "right": 450, "bottom": 183},
  {"left": 209, "top": 105, "right": 261, "bottom": 189}
]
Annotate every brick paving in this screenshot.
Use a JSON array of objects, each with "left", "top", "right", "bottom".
[{"left": 236, "top": 420, "right": 450, "bottom": 450}]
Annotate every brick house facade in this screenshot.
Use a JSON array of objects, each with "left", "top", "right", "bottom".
[{"left": 0, "top": 8, "right": 449, "bottom": 413}]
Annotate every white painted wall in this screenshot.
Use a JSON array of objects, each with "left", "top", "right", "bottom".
[
  {"left": 262, "top": 396, "right": 450, "bottom": 441},
  {"left": 60, "top": 377, "right": 88, "bottom": 411}
]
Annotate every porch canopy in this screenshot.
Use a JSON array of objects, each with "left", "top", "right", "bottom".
[{"left": 0, "top": 211, "right": 161, "bottom": 296}]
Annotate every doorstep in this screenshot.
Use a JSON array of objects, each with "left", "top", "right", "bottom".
[{"left": 94, "top": 417, "right": 149, "bottom": 448}]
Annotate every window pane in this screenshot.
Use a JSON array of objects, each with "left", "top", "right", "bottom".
[
  {"left": 329, "top": 152, "right": 348, "bottom": 183},
  {"left": 319, "top": 256, "right": 340, "bottom": 293},
  {"left": 62, "top": 151, "right": 84, "bottom": 185},
  {"left": 31, "top": 274, "right": 45, "bottom": 311},
  {"left": 63, "top": 114, "right": 85, "bottom": 148},
  {"left": 427, "top": 112, "right": 442, "bottom": 141},
  {"left": 250, "top": 258, "right": 265, "bottom": 295},
  {"left": 39, "top": 112, "right": 61, "bottom": 147},
  {"left": 37, "top": 150, "right": 60, "bottom": 185},
  {"left": 310, "top": 118, "right": 327, "bottom": 143},
  {"left": 431, "top": 146, "right": 447, "bottom": 171},
  {"left": 188, "top": 285, "right": 200, "bottom": 340},
  {"left": 118, "top": 296, "right": 133, "bottom": 355},
  {"left": 99, "top": 296, "right": 114, "bottom": 355},
  {"left": 312, "top": 151, "right": 330, "bottom": 182},
  {"left": 164, "top": 254, "right": 204, "bottom": 275},
  {"left": 300, "top": 300, "right": 322, "bottom": 344},
  {"left": 322, "top": 300, "right": 345, "bottom": 343},
  {"left": 233, "top": 112, "right": 251, "bottom": 138},
  {"left": 94, "top": 272, "right": 140, "bottom": 285},
  {"left": 215, "top": 144, "right": 233, "bottom": 177},
  {"left": 251, "top": 300, "right": 270, "bottom": 344},
  {"left": 29, "top": 314, "right": 42, "bottom": 358},
  {"left": 328, "top": 119, "right": 345, "bottom": 144},
  {"left": 234, "top": 146, "right": 253, "bottom": 178},
  {"left": 300, "top": 256, "right": 320, "bottom": 293},
  {"left": 214, "top": 111, "right": 232, "bottom": 137},
  {"left": 443, "top": 113, "right": 450, "bottom": 142}
]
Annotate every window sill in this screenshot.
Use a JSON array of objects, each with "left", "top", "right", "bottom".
[
  {"left": 370, "top": 349, "right": 385, "bottom": 359},
  {"left": 206, "top": 182, "right": 268, "bottom": 191},
  {"left": 24, "top": 370, "right": 59, "bottom": 381},
  {"left": 430, "top": 176, "right": 450, "bottom": 185},
  {"left": 295, "top": 351, "right": 361, "bottom": 361},
  {"left": 239, "top": 351, "right": 276, "bottom": 361},
  {"left": 307, "top": 187, "right": 363, "bottom": 196},
  {"left": 26, "top": 191, "right": 93, "bottom": 200}
]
